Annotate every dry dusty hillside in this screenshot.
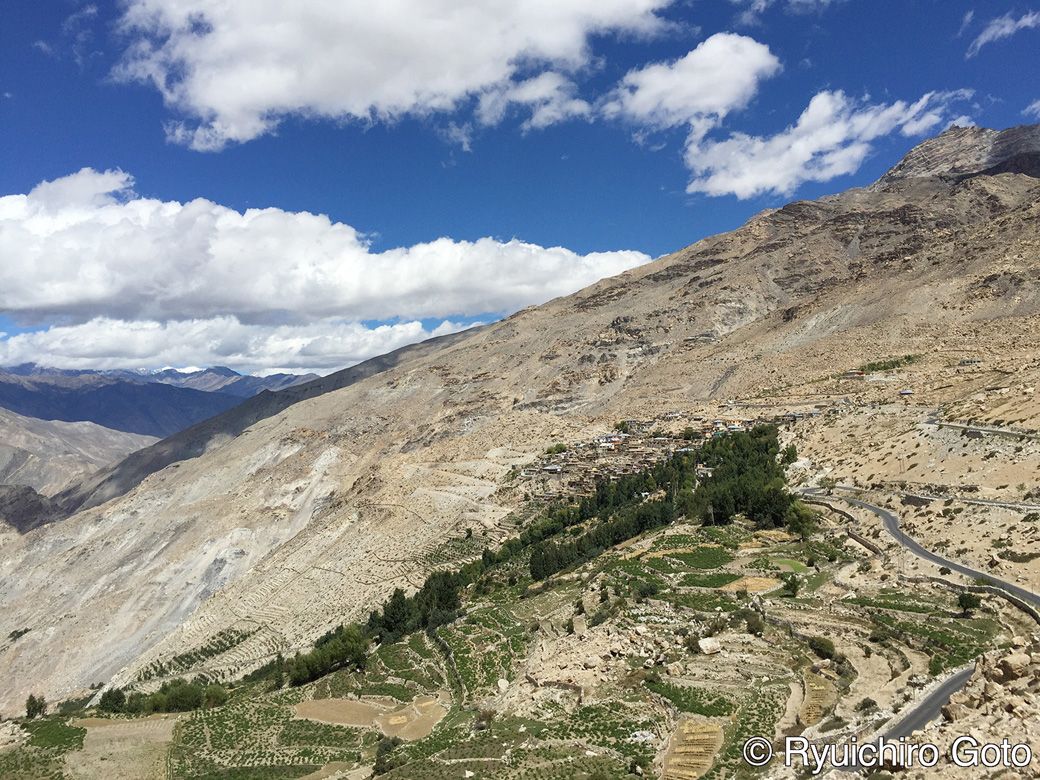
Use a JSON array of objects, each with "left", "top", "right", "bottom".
[
  {"left": 0, "top": 408, "right": 155, "bottom": 496},
  {"left": 0, "top": 124, "right": 1038, "bottom": 718}
]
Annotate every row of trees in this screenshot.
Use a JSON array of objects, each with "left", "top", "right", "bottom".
[
  {"left": 281, "top": 569, "right": 472, "bottom": 687},
  {"left": 528, "top": 425, "right": 810, "bottom": 580},
  {"left": 98, "top": 678, "right": 228, "bottom": 714},
  {"left": 287, "top": 624, "right": 368, "bottom": 686},
  {"left": 366, "top": 570, "right": 466, "bottom": 643},
  {"left": 258, "top": 427, "right": 805, "bottom": 687},
  {"left": 530, "top": 498, "right": 676, "bottom": 580},
  {"left": 25, "top": 693, "right": 47, "bottom": 719}
]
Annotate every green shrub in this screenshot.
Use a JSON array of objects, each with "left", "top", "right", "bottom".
[
  {"left": 98, "top": 688, "right": 126, "bottom": 713},
  {"left": 808, "top": 636, "right": 836, "bottom": 660},
  {"left": 25, "top": 694, "right": 47, "bottom": 719}
]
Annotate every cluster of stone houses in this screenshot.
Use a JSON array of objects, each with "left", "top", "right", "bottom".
[{"left": 516, "top": 409, "right": 816, "bottom": 501}]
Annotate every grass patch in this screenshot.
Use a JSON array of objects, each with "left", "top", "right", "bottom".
[
  {"left": 772, "top": 558, "right": 809, "bottom": 573},
  {"left": 662, "top": 547, "right": 734, "bottom": 570},
  {"left": 664, "top": 591, "right": 740, "bottom": 613},
  {"left": 24, "top": 718, "right": 85, "bottom": 752},
  {"left": 645, "top": 679, "right": 734, "bottom": 716},
  {"left": 680, "top": 571, "right": 742, "bottom": 589},
  {"left": 859, "top": 355, "right": 919, "bottom": 373}
]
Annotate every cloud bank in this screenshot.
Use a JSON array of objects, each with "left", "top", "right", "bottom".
[
  {"left": 114, "top": 0, "right": 673, "bottom": 150},
  {"left": 0, "top": 317, "right": 471, "bottom": 374},
  {"left": 601, "top": 36, "right": 968, "bottom": 199},
  {"left": 0, "top": 169, "right": 651, "bottom": 372},
  {"left": 107, "top": 3, "right": 935, "bottom": 200}
]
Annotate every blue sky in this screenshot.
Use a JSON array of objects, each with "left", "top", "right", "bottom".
[{"left": 0, "top": 0, "right": 1038, "bottom": 373}]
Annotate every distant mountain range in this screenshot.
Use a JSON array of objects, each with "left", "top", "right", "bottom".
[
  {"left": 2, "top": 363, "right": 317, "bottom": 398},
  {"left": 0, "top": 364, "right": 316, "bottom": 438}
]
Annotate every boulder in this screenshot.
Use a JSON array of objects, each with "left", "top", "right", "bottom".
[
  {"left": 999, "top": 653, "right": 1031, "bottom": 680},
  {"left": 698, "top": 637, "right": 722, "bottom": 655}
]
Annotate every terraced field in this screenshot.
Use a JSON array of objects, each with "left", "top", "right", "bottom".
[
  {"left": 662, "top": 719, "right": 724, "bottom": 780},
  {"left": 3, "top": 476, "right": 1028, "bottom": 779}
]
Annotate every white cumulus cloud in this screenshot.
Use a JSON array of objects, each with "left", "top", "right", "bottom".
[
  {"left": 603, "top": 33, "right": 780, "bottom": 129},
  {"left": 113, "top": 0, "right": 674, "bottom": 150},
  {"left": 683, "top": 89, "right": 973, "bottom": 198},
  {"left": 967, "top": 11, "right": 1040, "bottom": 57},
  {"left": 0, "top": 168, "right": 650, "bottom": 323},
  {"left": 1024, "top": 99, "right": 1040, "bottom": 119},
  {"left": 0, "top": 168, "right": 651, "bottom": 371},
  {"left": 477, "top": 73, "right": 591, "bottom": 131},
  {"left": 0, "top": 317, "right": 475, "bottom": 375}
]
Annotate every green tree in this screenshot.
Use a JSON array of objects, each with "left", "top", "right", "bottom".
[
  {"left": 203, "top": 684, "right": 228, "bottom": 708},
  {"left": 736, "top": 609, "right": 765, "bottom": 635},
  {"left": 958, "top": 592, "right": 982, "bottom": 616},
  {"left": 25, "top": 693, "right": 47, "bottom": 719},
  {"left": 124, "top": 692, "right": 150, "bottom": 714},
  {"left": 808, "top": 636, "right": 835, "bottom": 660},
  {"left": 162, "top": 680, "right": 204, "bottom": 712},
  {"left": 374, "top": 736, "right": 402, "bottom": 774},
  {"left": 380, "top": 588, "right": 418, "bottom": 639},
  {"left": 98, "top": 688, "right": 126, "bottom": 713},
  {"left": 785, "top": 502, "right": 817, "bottom": 540},
  {"left": 782, "top": 573, "right": 801, "bottom": 598}
]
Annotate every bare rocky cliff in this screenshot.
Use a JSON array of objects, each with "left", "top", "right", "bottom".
[
  {"left": 874, "top": 123, "right": 1040, "bottom": 187},
  {"left": 1, "top": 124, "right": 1038, "bottom": 716}
]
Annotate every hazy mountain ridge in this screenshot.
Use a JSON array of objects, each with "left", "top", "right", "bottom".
[
  {"left": 0, "top": 125, "right": 1037, "bottom": 717},
  {"left": 0, "top": 407, "right": 155, "bottom": 496},
  {"left": 138, "top": 366, "right": 319, "bottom": 397},
  {"left": 0, "top": 369, "right": 242, "bottom": 438},
  {"left": 2, "top": 363, "right": 317, "bottom": 399}
]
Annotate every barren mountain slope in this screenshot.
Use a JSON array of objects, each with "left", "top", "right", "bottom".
[
  {"left": 0, "top": 407, "right": 155, "bottom": 495},
  {"left": 53, "top": 327, "right": 480, "bottom": 517},
  {"left": 0, "top": 125, "right": 1038, "bottom": 716}
]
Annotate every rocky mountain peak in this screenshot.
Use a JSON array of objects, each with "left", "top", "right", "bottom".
[{"left": 873, "top": 123, "right": 1040, "bottom": 188}]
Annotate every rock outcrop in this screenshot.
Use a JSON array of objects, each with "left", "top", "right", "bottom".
[
  {"left": 874, "top": 123, "right": 1040, "bottom": 187},
  {"left": 912, "top": 637, "right": 1040, "bottom": 779}
]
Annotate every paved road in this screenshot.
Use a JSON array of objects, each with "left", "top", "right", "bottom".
[
  {"left": 830, "top": 666, "right": 974, "bottom": 774},
  {"left": 834, "top": 493, "right": 1040, "bottom": 610},
  {"left": 923, "top": 415, "right": 1039, "bottom": 441},
  {"left": 880, "top": 666, "right": 974, "bottom": 739},
  {"left": 803, "top": 489, "right": 1040, "bottom": 747},
  {"left": 895, "top": 489, "right": 1040, "bottom": 512}
]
